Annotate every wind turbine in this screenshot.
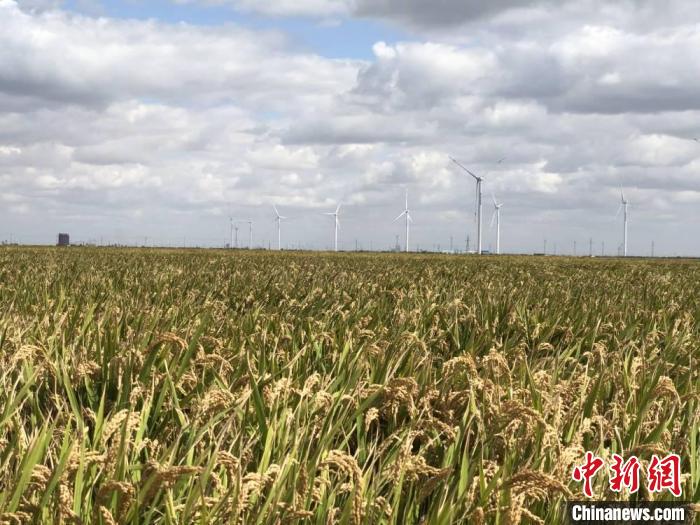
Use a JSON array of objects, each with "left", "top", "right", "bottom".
[
  {"left": 393, "top": 190, "right": 412, "bottom": 252},
  {"left": 450, "top": 156, "right": 484, "bottom": 254},
  {"left": 273, "top": 205, "right": 287, "bottom": 251},
  {"left": 490, "top": 194, "right": 503, "bottom": 255},
  {"left": 322, "top": 203, "right": 341, "bottom": 252},
  {"left": 616, "top": 190, "right": 629, "bottom": 257},
  {"left": 231, "top": 219, "right": 254, "bottom": 249},
  {"left": 246, "top": 220, "right": 253, "bottom": 249}
]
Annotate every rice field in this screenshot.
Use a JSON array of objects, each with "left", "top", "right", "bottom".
[{"left": 0, "top": 247, "right": 698, "bottom": 524}]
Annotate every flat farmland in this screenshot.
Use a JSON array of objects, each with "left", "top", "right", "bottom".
[{"left": 0, "top": 248, "right": 698, "bottom": 524}]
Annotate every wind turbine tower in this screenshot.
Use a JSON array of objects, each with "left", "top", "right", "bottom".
[
  {"left": 273, "top": 205, "right": 287, "bottom": 251},
  {"left": 393, "top": 190, "right": 412, "bottom": 252},
  {"left": 450, "top": 157, "right": 484, "bottom": 254},
  {"left": 323, "top": 203, "right": 342, "bottom": 252},
  {"left": 620, "top": 191, "right": 629, "bottom": 257},
  {"left": 491, "top": 194, "right": 503, "bottom": 255}
]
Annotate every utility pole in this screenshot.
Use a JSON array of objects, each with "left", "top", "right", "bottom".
[
  {"left": 573, "top": 241, "right": 577, "bottom": 256},
  {"left": 544, "top": 238, "right": 547, "bottom": 254},
  {"left": 466, "top": 236, "right": 470, "bottom": 253},
  {"left": 450, "top": 236, "right": 453, "bottom": 253},
  {"left": 651, "top": 240, "right": 655, "bottom": 258},
  {"left": 601, "top": 241, "right": 605, "bottom": 257},
  {"left": 589, "top": 237, "right": 593, "bottom": 257}
]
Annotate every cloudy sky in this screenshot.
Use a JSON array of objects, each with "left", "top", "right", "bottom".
[{"left": 1, "top": 0, "right": 699, "bottom": 254}]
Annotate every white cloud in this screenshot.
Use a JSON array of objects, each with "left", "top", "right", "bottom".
[
  {"left": 173, "top": 0, "right": 351, "bottom": 17},
  {"left": 0, "top": 1, "right": 358, "bottom": 110},
  {"left": 2, "top": 0, "right": 700, "bottom": 254}
]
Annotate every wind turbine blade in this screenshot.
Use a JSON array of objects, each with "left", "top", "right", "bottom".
[
  {"left": 408, "top": 214, "right": 413, "bottom": 224},
  {"left": 490, "top": 211, "right": 496, "bottom": 228},
  {"left": 466, "top": 168, "right": 481, "bottom": 180},
  {"left": 336, "top": 203, "right": 342, "bottom": 214},
  {"left": 449, "top": 156, "right": 480, "bottom": 181},
  {"left": 393, "top": 211, "right": 405, "bottom": 222},
  {"left": 492, "top": 193, "right": 497, "bottom": 208},
  {"left": 615, "top": 204, "right": 622, "bottom": 219},
  {"left": 273, "top": 204, "right": 280, "bottom": 218}
]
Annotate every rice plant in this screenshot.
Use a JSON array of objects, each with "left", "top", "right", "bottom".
[{"left": 0, "top": 247, "right": 697, "bottom": 524}]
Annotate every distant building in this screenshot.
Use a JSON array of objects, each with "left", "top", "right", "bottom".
[{"left": 57, "top": 233, "right": 70, "bottom": 246}]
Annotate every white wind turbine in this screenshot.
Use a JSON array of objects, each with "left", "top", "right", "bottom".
[
  {"left": 273, "top": 205, "right": 287, "bottom": 250},
  {"left": 450, "top": 156, "right": 484, "bottom": 254},
  {"left": 490, "top": 194, "right": 504, "bottom": 255},
  {"left": 322, "top": 203, "right": 341, "bottom": 252},
  {"left": 230, "top": 219, "right": 254, "bottom": 249},
  {"left": 616, "top": 190, "right": 629, "bottom": 257},
  {"left": 246, "top": 219, "right": 253, "bottom": 249},
  {"left": 393, "top": 189, "right": 412, "bottom": 253}
]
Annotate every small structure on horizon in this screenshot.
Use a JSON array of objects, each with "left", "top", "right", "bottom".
[{"left": 57, "top": 233, "right": 70, "bottom": 247}]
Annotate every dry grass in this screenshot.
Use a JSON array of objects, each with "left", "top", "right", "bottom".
[{"left": 0, "top": 247, "right": 698, "bottom": 523}]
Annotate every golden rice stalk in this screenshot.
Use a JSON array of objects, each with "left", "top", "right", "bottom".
[
  {"left": 147, "top": 332, "right": 188, "bottom": 353},
  {"left": 501, "top": 469, "right": 573, "bottom": 499},
  {"left": 364, "top": 408, "right": 379, "bottom": 431},
  {"left": 58, "top": 483, "right": 80, "bottom": 524},
  {"left": 97, "top": 506, "right": 117, "bottom": 525},
  {"left": 97, "top": 480, "right": 135, "bottom": 520},
  {"left": 652, "top": 376, "right": 680, "bottom": 403},
  {"left": 197, "top": 388, "right": 236, "bottom": 418},
  {"left": 143, "top": 460, "right": 202, "bottom": 501},
  {"left": 0, "top": 512, "right": 33, "bottom": 525},
  {"left": 319, "top": 451, "right": 363, "bottom": 525},
  {"left": 102, "top": 410, "right": 141, "bottom": 444}
]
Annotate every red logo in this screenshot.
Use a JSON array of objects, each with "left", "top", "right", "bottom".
[
  {"left": 572, "top": 452, "right": 682, "bottom": 498},
  {"left": 609, "top": 454, "right": 641, "bottom": 493},
  {"left": 648, "top": 454, "right": 682, "bottom": 497},
  {"left": 572, "top": 451, "right": 605, "bottom": 498}
]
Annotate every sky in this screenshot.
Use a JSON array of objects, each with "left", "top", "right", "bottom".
[{"left": 1, "top": 0, "right": 699, "bottom": 255}]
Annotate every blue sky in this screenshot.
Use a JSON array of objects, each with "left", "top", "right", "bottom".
[{"left": 62, "top": 0, "right": 408, "bottom": 59}]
